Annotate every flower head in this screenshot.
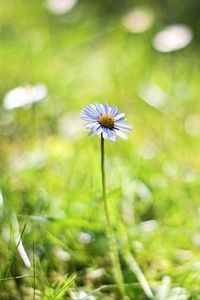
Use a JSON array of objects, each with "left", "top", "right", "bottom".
[
  {"left": 45, "top": 0, "right": 77, "bottom": 15},
  {"left": 152, "top": 24, "right": 193, "bottom": 53},
  {"left": 122, "top": 7, "right": 154, "bottom": 33},
  {"left": 3, "top": 84, "right": 47, "bottom": 110},
  {"left": 80, "top": 103, "right": 132, "bottom": 142}
]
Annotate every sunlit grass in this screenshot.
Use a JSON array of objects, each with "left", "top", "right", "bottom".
[{"left": 0, "top": 0, "right": 200, "bottom": 299}]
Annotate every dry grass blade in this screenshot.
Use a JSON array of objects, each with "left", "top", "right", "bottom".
[{"left": 125, "top": 252, "right": 154, "bottom": 299}]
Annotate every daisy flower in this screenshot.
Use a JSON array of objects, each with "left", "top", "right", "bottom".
[
  {"left": 3, "top": 84, "right": 47, "bottom": 110},
  {"left": 80, "top": 103, "right": 132, "bottom": 142}
]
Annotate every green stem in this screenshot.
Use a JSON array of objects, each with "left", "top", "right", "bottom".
[{"left": 100, "top": 134, "right": 125, "bottom": 298}]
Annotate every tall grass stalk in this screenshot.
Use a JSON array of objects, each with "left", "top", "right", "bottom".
[
  {"left": 33, "top": 241, "right": 36, "bottom": 300},
  {"left": 100, "top": 134, "right": 125, "bottom": 298}
]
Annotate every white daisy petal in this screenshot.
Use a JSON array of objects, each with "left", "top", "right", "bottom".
[
  {"left": 90, "top": 104, "right": 97, "bottom": 111},
  {"left": 95, "top": 103, "right": 102, "bottom": 115},
  {"left": 89, "top": 124, "right": 101, "bottom": 136},
  {"left": 114, "top": 113, "right": 125, "bottom": 121},
  {"left": 115, "top": 129, "right": 128, "bottom": 139},
  {"left": 83, "top": 107, "right": 99, "bottom": 117},
  {"left": 82, "top": 107, "right": 96, "bottom": 115},
  {"left": 115, "top": 122, "right": 132, "bottom": 131},
  {"left": 104, "top": 103, "right": 110, "bottom": 114},
  {"left": 100, "top": 104, "right": 106, "bottom": 114},
  {"left": 81, "top": 106, "right": 99, "bottom": 122},
  {"left": 96, "top": 126, "right": 103, "bottom": 135},
  {"left": 84, "top": 122, "right": 98, "bottom": 128},
  {"left": 107, "top": 105, "right": 112, "bottom": 114},
  {"left": 81, "top": 111, "right": 97, "bottom": 120},
  {"left": 102, "top": 128, "right": 108, "bottom": 139},
  {"left": 84, "top": 104, "right": 96, "bottom": 113},
  {"left": 106, "top": 128, "right": 116, "bottom": 142},
  {"left": 80, "top": 115, "right": 97, "bottom": 122},
  {"left": 110, "top": 106, "right": 118, "bottom": 116}
]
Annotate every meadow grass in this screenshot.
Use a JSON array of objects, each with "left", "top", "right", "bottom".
[{"left": 0, "top": 0, "right": 200, "bottom": 299}]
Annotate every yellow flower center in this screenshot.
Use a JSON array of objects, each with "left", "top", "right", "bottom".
[{"left": 99, "top": 114, "right": 115, "bottom": 129}]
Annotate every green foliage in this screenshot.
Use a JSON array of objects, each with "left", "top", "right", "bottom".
[
  {"left": 0, "top": 0, "right": 200, "bottom": 299},
  {"left": 42, "top": 274, "right": 77, "bottom": 300}
]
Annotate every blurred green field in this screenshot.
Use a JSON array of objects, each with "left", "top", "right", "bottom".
[{"left": 1, "top": 0, "right": 200, "bottom": 299}]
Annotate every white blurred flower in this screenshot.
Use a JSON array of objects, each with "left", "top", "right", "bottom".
[
  {"left": 138, "top": 81, "right": 168, "bottom": 110},
  {"left": 55, "top": 247, "right": 71, "bottom": 261},
  {"left": 45, "top": 0, "right": 77, "bottom": 15},
  {"left": 3, "top": 84, "right": 47, "bottom": 110},
  {"left": 138, "top": 220, "right": 158, "bottom": 233},
  {"left": 86, "top": 268, "right": 105, "bottom": 280},
  {"left": 79, "top": 232, "right": 92, "bottom": 244},
  {"left": 152, "top": 24, "right": 193, "bottom": 53},
  {"left": 167, "top": 287, "right": 190, "bottom": 300},
  {"left": 122, "top": 7, "right": 154, "bottom": 33}
]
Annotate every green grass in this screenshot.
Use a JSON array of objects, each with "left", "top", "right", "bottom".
[{"left": 0, "top": 0, "right": 200, "bottom": 299}]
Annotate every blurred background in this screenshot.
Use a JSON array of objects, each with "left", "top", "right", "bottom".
[{"left": 0, "top": 0, "right": 200, "bottom": 299}]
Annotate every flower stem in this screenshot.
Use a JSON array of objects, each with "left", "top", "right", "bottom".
[{"left": 100, "top": 134, "right": 125, "bottom": 298}]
